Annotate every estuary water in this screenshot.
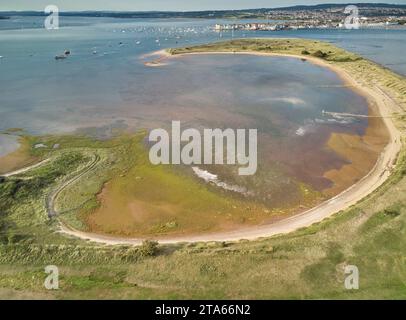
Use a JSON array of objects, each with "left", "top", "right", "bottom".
[
  {"left": 1, "top": 16, "right": 404, "bottom": 135},
  {"left": 0, "top": 16, "right": 404, "bottom": 203}
]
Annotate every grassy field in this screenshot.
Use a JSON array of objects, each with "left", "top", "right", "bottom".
[
  {"left": 168, "top": 38, "right": 363, "bottom": 61},
  {"left": 0, "top": 38, "right": 405, "bottom": 299}
]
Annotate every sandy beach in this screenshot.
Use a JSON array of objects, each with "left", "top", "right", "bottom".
[{"left": 56, "top": 49, "right": 403, "bottom": 246}]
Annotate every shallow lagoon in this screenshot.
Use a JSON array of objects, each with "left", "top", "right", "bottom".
[
  {"left": 1, "top": 16, "right": 404, "bottom": 135},
  {"left": 0, "top": 16, "right": 393, "bottom": 207}
]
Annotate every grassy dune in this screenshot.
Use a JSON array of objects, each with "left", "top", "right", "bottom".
[{"left": 0, "top": 38, "right": 405, "bottom": 299}]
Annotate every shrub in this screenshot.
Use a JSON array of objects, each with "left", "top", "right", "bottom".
[
  {"left": 256, "top": 46, "right": 272, "bottom": 51},
  {"left": 301, "top": 50, "right": 310, "bottom": 55},
  {"left": 139, "top": 240, "right": 159, "bottom": 257},
  {"left": 312, "top": 50, "right": 328, "bottom": 59},
  {"left": 200, "top": 263, "right": 218, "bottom": 275},
  {"left": 383, "top": 204, "right": 401, "bottom": 217}
]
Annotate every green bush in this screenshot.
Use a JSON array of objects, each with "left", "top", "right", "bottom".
[
  {"left": 312, "top": 50, "right": 328, "bottom": 59},
  {"left": 139, "top": 240, "right": 159, "bottom": 257},
  {"left": 0, "top": 153, "right": 86, "bottom": 212},
  {"left": 383, "top": 204, "right": 401, "bottom": 217}
]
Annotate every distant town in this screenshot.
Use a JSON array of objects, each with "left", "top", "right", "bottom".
[
  {"left": 213, "top": 4, "right": 406, "bottom": 31},
  {"left": 1, "top": 3, "right": 406, "bottom": 20},
  {"left": 1, "top": 3, "right": 406, "bottom": 31}
]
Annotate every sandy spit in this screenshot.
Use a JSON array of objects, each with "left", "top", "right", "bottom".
[{"left": 57, "top": 51, "right": 403, "bottom": 245}]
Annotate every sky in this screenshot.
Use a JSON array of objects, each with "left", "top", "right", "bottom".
[{"left": 1, "top": 0, "right": 405, "bottom": 12}]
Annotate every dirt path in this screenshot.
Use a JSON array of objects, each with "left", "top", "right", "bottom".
[
  {"left": 2, "top": 159, "right": 50, "bottom": 177},
  {"left": 57, "top": 52, "right": 403, "bottom": 246},
  {"left": 47, "top": 154, "right": 100, "bottom": 217}
]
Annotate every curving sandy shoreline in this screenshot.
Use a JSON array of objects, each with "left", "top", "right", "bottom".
[{"left": 56, "top": 50, "right": 403, "bottom": 246}]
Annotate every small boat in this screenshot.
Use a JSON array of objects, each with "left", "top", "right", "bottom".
[
  {"left": 64, "top": 49, "right": 71, "bottom": 55},
  {"left": 0, "top": 56, "right": 3, "bottom": 59},
  {"left": 93, "top": 50, "right": 97, "bottom": 55},
  {"left": 135, "top": 41, "right": 141, "bottom": 45},
  {"left": 55, "top": 54, "right": 67, "bottom": 60}
]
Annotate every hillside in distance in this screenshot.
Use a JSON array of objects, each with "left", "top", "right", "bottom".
[{"left": 1, "top": 3, "right": 406, "bottom": 19}]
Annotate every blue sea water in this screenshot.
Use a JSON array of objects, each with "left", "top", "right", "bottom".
[{"left": 0, "top": 16, "right": 405, "bottom": 146}]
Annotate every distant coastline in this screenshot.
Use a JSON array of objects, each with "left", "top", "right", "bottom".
[{"left": 1, "top": 3, "right": 405, "bottom": 20}]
